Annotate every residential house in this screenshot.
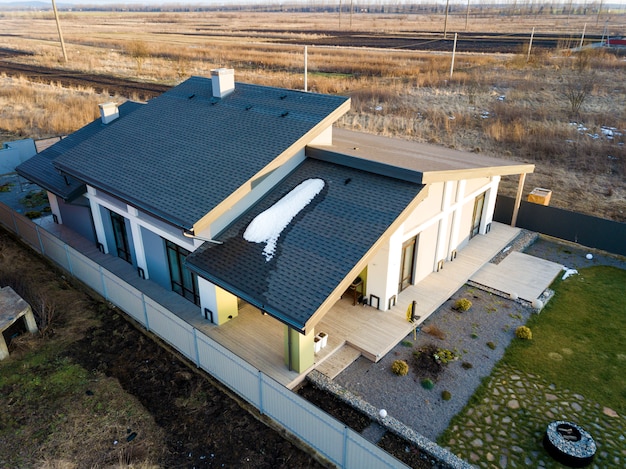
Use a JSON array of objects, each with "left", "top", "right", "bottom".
[{"left": 16, "top": 69, "right": 534, "bottom": 374}]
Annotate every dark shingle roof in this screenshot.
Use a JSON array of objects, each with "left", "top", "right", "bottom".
[
  {"left": 15, "top": 101, "right": 143, "bottom": 201},
  {"left": 52, "top": 76, "right": 349, "bottom": 229},
  {"left": 185, "top": 158, "right": 424, "bottom": 332}
]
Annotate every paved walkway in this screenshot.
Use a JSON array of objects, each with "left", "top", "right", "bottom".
[
  {"left": 441, "top": 364, "right": 625, "bottom": 468},
  {"left": 470, "top": 251, "right": 563, "bottom": 302}
]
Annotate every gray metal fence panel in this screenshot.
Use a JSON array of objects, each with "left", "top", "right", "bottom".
[
  {"left": 494, "top": 195, "right": 626, "bottom": 256},
  {"left": 14, "top": 214, "right": 41, "bottom": 252},
  {"left": 144, "top": 297, "right": 196, "bottom": 361},
  {"left": 345, "top": 430, "right": 405, "bottom": 468},
  {"left": 261, "top": 375, "right": 346, "bottom": 466},
  {"left": 38, "top": 229, "right": 71, "bottom": 271},
  {"left": 195, "top": 332, "right": 261, "bottom": 407},
  {"left": 102, "top": 270, "right": 146, "bottom": 324},
  {"left": 0, "top": 203, "right": 17, "bottom": 233},
  {"left": 66, "top": 249, "right": 106, "bottom": 296}
]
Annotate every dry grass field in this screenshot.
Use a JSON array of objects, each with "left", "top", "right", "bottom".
[{"left": 0, "top": 10, "right": 625, "bottom": 221}]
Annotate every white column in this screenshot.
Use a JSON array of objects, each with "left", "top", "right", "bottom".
[
  {"left": 434, "top": 181, "right": 454, "bottom": 270},
  {"left": 127, "top": 206, "right": 148, "bottom": 279},
  {"left": 481, "top": 176, "right": 500, "bottom": 234},
  {"left": 47, "top": 192, "right": 63, "bottom": 224},
  {"left": 367, "top": 226, "right": 404, "bottom": 311},
  {"left": 198, "top": 277, "right": 238, "bottom": 324},
  {"left": 448, "top": 180, "right": 466, "bottom": 259},
  {"left": 86, "top": 186, "right": 108, "bottom": 254}
]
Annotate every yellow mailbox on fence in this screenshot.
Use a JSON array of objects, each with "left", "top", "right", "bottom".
[{"left": 528, "top": 187, "right": 552, "bottom": 206}]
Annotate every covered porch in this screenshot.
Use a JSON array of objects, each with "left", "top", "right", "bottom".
[
  {"left": 34, "top": 215, "right": 519, "bottom": 390},
  {"left": 193, "top": 222, "right": 521, "bottom": 388}
]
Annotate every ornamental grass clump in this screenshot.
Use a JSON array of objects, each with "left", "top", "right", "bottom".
[
  {"left": 441, "top": 390, "right": 452, "bottom": 401},
  {"left": 434, "top": 348, "right": 458, "bottom": 365},
  {"left": 453, "top": 298, "right": 472, "bottom": 312},
  {"left": 391, "top": 359, "right": 409, "bottom": 376},
  {"left": 515, "top": 325, "right": 533, "bottom": 340}
]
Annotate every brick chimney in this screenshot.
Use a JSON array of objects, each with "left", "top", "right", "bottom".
[
  {"left": 211, "top": 68, "right": 235, "bottom": 99},
  {"left": 99, "top": 102, "right": 119, "bottom": 124}
]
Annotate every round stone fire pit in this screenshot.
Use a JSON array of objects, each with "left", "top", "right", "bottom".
[{"left": 543, "top": 420, "right": 596, "bottom": 467}]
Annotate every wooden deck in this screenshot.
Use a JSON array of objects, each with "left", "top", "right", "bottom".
[
  {"left": 470, "top": 251, "right": 563, "bottom": 301},
  {"left": 35, "top": 216, "right": 521, "bottom": 389},
  {"left": 315, "top": 222, "right": 522, "bottom": 378}
]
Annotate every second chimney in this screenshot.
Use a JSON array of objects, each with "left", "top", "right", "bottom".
[
  {"left": 99, "top": 102, "right": 119, "bottom": 124},
  {"left": 211, "top": 68, "right": 235, "bottom": 99}
]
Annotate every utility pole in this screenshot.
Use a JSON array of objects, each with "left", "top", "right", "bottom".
[
  {"left": 51, "top": 0, "right": 68, "bottom": 62},
  {"left": 444, "top": 0, "right": 450, "bottom": 39}
]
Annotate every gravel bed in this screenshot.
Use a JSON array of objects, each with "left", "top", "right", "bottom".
[{"left": 331, "top": 235, "right": 626, "bottom": 443}]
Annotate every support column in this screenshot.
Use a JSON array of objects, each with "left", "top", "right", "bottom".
[
  {"left": 198, "top": 277, "right": 238, "bottom": 325},
  {"left": 434, "top": 181, "right": 454, "bottom": 270},
  {"left": 481, "top": 176, "right": 500, "bottom": 234},
  {"left": 366, "top": 227, "right": 404, "bottom": 311},
  {"left": 127, "top": 206, "right": 149, "bottom": 279},
  {"left": 448, "top": 180, "right": 466, "bottom": 259},
  {"left": 47, "top": 192, "right": 63, "bottom": 224},
  {"left": 86, "top": 186, "right": 108, "bottom": 253},
  {"left": 284, "top": 326, "right": 315, "bottom": 373},
  {"left": 511, "top": 173, "right": 526, "bottom": 227}
]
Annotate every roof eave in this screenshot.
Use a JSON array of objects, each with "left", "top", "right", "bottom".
[
  {"left": 420, "top": 163, "right": 536, "bottom": 184},
  {"left": 185, "top": 261, "right": 307, "bottom": 333},
  {"left": 303, "top": 184, "right": 430, "bottom": 333},
  {"left": 191, "top": 98, "right": 353, "bottom": 235}
]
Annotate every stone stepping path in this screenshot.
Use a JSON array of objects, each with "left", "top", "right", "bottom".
[{"left": 439, "top": 364, "right": 625, "bottom": 468}]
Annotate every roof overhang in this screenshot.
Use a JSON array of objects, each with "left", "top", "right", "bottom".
[{"left": 308, "top": 128, "right": 535, "bottom": 185}]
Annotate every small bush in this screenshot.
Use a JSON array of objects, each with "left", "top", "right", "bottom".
[
  {"left": 461, "top": 361, "right": 473, "bottom": 369},
  {"left": 486, "top": 341, "right": 496, "bottom": 350},
  {"left": 441, "top": 390, "right": 452, "bottom": 401},
  {"left": 434, "top": 348, "right": 458, "bottom": 365},
  {"left": 453, "top": 298, "right": 472, "bottom": 312},
  {"left": 515, "top": 325, "right": 533, "bottom": 340},
  {"left": 421, "top": 378, "right": 434, "bottom": 390},
  {"left": 400, "top": 340, "right": 413, "bottom": 347},
  {"left": 391, "top": 360, "right": 409, "bottom": 376},
  {"left": 24, "top": 211, "right": 42, "bottom": 219}
]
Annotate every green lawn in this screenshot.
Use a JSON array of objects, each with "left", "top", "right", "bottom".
[
  {"left": 505, "top": 265, "right": 626, "bottom": 414},
  {"left": 439, "top": 265, "right": 626, "bottom": 467}
]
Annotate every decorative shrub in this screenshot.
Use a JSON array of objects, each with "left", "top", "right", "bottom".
[
  {"left": 461, "top": 361, "right": 473, "bottom": 369},
  {"left": 25, "top": 211, "right": 42, "bottom": 219},
  {"left": 421, "top": 378, "right": 434, "bottom": 390},
  {"left": 486, "top": 341, "right": 496, "bottom": 350},
  {"left": 391, "top": 360, "right": 409, "bottom": 376},
  {"left": 453, "top": 298, "right": 472, "bottom": 312},
  {"left": 400, "top": 340, "right": 413, "bottom": 347},
  {"left": 515, "top": 325, "right": 533, "bottom": 340},
  {"left": 441, "top": 390, "right": 452, "bottom": 401},
  {"left": 434, "top": 348, "right": 458, "bottom": 365}
]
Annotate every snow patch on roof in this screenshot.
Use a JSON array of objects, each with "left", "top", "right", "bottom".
[{"left": 244, "top": 178, "right": 325, "bottom": 261}]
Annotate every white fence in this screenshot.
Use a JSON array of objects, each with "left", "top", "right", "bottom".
[{"left": 0, "top": 202, "right": 410, "bottom": 469}]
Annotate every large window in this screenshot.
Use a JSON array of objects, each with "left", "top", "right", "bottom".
[
  {"left": 110, "top": 212, "right": 132, "bottom": 264},
  {"left": 471, "top": 192, "right": 486, "bottom": 239},
  {"left": 399, "top": 236, "right": 417, "bottom": 292},
  {"left": 166, "top": 240, "right": 199, "bottom": 306}
]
